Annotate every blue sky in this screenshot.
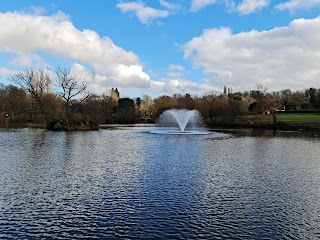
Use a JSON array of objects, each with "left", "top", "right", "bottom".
[{"left": 1, "top": 0, "right": 320, "bottom": 98}]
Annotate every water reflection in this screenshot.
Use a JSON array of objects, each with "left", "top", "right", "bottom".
[
  {"left": 138, "top": 134, "right": 206, "bottom": 238},
  {"left": 0, "top": 127, "right": 320, "bottom": 239},
  {"left": 202, "top": 136, "right": 320, "bottom": 239},
  {"left": 219, "top": 127, "right": 320, "bottom": 139}
]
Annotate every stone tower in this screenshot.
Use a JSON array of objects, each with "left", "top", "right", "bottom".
[{"left": 111, "top": 88, "right": 120, "bottom": 102}]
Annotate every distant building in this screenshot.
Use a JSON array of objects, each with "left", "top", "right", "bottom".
[
  {"left": 110, "top": 88, "right": 120, "bottom": 102},
  {"left": 223, "top": 85, "right": 233, "bottom": 96}
]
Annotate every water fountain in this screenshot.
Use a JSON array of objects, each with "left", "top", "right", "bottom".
[{"left": 151, "top": 109, "right": 210, "bottom": 135}]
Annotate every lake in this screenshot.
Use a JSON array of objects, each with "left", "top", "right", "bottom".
[{"left": 0, "top": 125, "right": 320, "bottom": 239}]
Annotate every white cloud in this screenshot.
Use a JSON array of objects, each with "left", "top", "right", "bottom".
[
  {"left": 161, "top": 78, "right": 217, "bottom": 95},
  {"left": 224, "top": 0, "right": 236, "bottom": 12},
  {"left": 67, "top": 63, "right": 152, "bottom": 92},
  {"left": 0, "top": 12, "right": 215, "bottom": 95},
  {"left": 275, "top": 0, "right": 320, "bottom": 12},
  {"left": 0, "top": 11, "right": 220, "bottom": 97},
  {"left": 169, "top": 64, "right": 185, "bottom": 71},
  {"left": 73, "top": 62, "right": 214, "bottom": 96},
  {"left": 0, "top": 67, "right": 16, "bottom": 78},
  {"left": 116, "top": 1, "right": 170, "bottom": 24},
  {"left": 0, "top": 11, "right": 160, "bottom": 94},
  {"left": 190, "top": 0, "right": 217, "bottom": 12},
  {"left": 0, "top": 12, "right": 138, "bottom": 66},
  {"left": 26, "top": 6, "right": 47, "bottom": 15},
  {"left": 166, "top": 72, "right": 182, "bottom": 78},
  {"left": 69, "top": 63, "right": 92, "bottom": 80},
  {"left": 237, "top": 0, "right": 269, "bottom": 14},
  {"left": 190, "top": 0, "right": 268, "bottom": 14},
  {"left": 183, "top": 17, "right": 320, "bottom": 91},
  {"left": 113, "top": 65, "right": 151, "bottom": 88},
  {"left": 165, "top": 65, "right": 186, "bottom": 83},
  {"left": 160, "top": 0, "right": 181, "bottom": 11},
  {"left": 10, "top": 53, "right": 48, "bottom": 68}
]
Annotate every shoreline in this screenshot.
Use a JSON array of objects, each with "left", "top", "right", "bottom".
[{"left": 2, "top": 121, "right": 320, "bottom": 132}]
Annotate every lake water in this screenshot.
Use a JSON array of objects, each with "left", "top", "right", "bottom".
[{"left": 0, "top": 125, "right": 320, "bottom": 239}]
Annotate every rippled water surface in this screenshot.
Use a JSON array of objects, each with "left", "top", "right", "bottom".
[{"left": 1, "top": 126, "right": 320, "bottom": 239}]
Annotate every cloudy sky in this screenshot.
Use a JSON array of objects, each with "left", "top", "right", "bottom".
[{"left": 1, "top": 0, "right": 320, "bottom": 97}]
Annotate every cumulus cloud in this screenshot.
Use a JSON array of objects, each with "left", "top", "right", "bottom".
[
  {"left": 112, "top": 65, "right": 151, "bottom": 88},
  {"left": 66, "top": 63, "right": 152, "bottom": 92},
  {"left": 116, "top": 1, "right": 170, "bottom": 24},
  {"left": 190, "top": 0, "right": 217, "bottom": 12},
  {"left": 183, "top": 17, "right": 320, "bottom": 91},
  {"left": 160, "top": 78, "right": 217, "bottom": 95},
  {"left": 0, "top": 12, "right": 138, "bottom": 66},
  {"left": 72, "top": 62, "right": 214, "bottom": 96},
  {"left": 0, "top": 10, "right": 221, "bottom": 97},
  {"left": 275, "top": 0, "right": 320, "bottom": 12},
  {"left": 0, "top": 11, "right": 160, "bottom": 94},
  {"left": 237, "top": 0, "right": 269, "bottom": 14},
  {"left": 10, "top": 53, "right": 48, "bottom": 68}
]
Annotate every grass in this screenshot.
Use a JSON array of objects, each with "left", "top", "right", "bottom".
[
  {"left": 243, "top": 113, "right": 320, "bottom": 122},
  {"left": 237, "top": 113, "right": 320, "bottom": 130},
  {"left": 276, "top": 113, "right": 320, "bottom": 121}
]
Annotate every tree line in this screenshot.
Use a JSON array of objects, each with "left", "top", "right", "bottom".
[{"left": 1, "top": 68, "right": 320, "bottom": 130}]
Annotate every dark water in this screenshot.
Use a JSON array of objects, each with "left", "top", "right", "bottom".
[{"left": 0, "top": 126, "right": 320, "bottom": 239}]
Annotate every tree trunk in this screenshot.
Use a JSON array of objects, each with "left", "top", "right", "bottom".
[{"left": 272, "top": 113, "right": 277, "bottom": 128}]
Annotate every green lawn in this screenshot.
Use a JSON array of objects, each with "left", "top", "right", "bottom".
[
  {"left": 241, "top": 113, "right": 320, "bottom": 125},
  {"left": 277, "top": 113, "right": 320, "bottom": 121}
]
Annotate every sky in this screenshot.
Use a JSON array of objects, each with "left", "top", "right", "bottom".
[{"left": 1, "top": 0, "right": 320, "bottom": 98}]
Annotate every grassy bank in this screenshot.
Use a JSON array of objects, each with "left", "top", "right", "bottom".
[
  {"left": 277, "top": 112, "right": 320, "bottom": 121},
  {"left": 242, "top": 112, "right": 320, "bottom": 130},
  {"left": 205, "top": 112, "right": 320, "bottom": 131}
]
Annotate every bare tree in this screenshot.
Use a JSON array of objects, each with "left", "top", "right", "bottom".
[
  {"left": 10, "top": 69, "right": 51, "bottom": 123},
  {"left": 250, "top": 84, "right": 276, "bottom": 127},
  {"left": 153, "top": 95, "right": 177, "bottom": 120},
  {"left": 55, "top": 67, "right": 91, "bottom": 122}
]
